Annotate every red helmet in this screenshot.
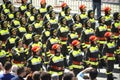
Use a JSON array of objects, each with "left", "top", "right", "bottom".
[
  {"left": 104, "top": 32, "right": 112, "bottom": 37},
  {"left": 72, "top": 40, "right": 80, "bottom": 46},
  {"left": 89, "top": 35, "right": 97, "bottom": 41},
  {"left": 61, "top": 2, "right": 67, "bottom": 8},
  {"left": 31, "top": 46, "right": 40, "bottom": 52},
  {"left": 79, "top": 4, "right": 86, "bottom": 10},
  {"left": 52, "top": 44, "right": 60, "bottom": 50},
  {"left": 104, "top": 6, "right": 111, "bottom": 12},
  {"left": 40, "top": 0, "right": 46, "bottom": 4}
]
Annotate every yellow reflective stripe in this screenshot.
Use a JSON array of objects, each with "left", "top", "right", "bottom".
[
  {"left": 106, "top": 72, "right": 112, "bottom": 74},
  {"left": 98, "top": 25, "right": 107, "bottom": 31},
  {"left": 114, "top": 22, "right": 120, "bottom": 28},
  {"left": 65, "top": 15, "right": 72, "bottom": 20},
  {"left": 72, "top": 65, "right": 83, "bottom": 69},
  {"left": 25, "top": 33, "right": 32, "bottom": 39},
  {"left": 80, "top": 14, "right": 87, "bottom": 19},
  {"left": 49, "top": 71, "right": 63, "bottom": 75},
  {"left": 0, "top": 50, "right": 6, "bottom": 58},
  {"left": 105, "top": 15, "right": 112, "bottom": 21},
  {"left": 34, "top": 23, "right": 42, "bottom": 28},
  {"left": 60, "top": 41, "right": 67, "bottom": 44},
  {"left": 18, "top": 27, "right": 26, "bottom": 32},
  {"left": 89, "top": 61, "right": 98, "bottom": 65},
  {"left": 31, "top": 57, "right": 42, "bottom": 65},
  {"left": 14, "top": 20, "right": 20, "bottom": 26},
  {"left": 9, "top": 38, "right": 16, "bottom": 44},
  {"left": 39, "top": 8, "right": 47, "bottom": 13},
  {"left": 107, "top": 57, "right": 115, "bottom": 60},
  {"left": 89, "top": 18, "right": 95, "bottom": 23},
  {"left": 0, "top": 29, "right": 9, "bottom": 35},
  {"left": 21, "top": 5, "right": 27, "bottom": 11},
  {"left": 8, "top": 14, "right": 14, "bottom": 19},
  {"left": 30, "top": 16, "right": 35, "bottom": 21}
]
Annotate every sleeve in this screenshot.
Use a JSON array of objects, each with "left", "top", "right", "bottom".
[{"left": 76, "top": 72, "right": 85, "bottom": 80}]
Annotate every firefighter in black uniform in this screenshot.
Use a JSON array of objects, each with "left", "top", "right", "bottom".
[
  {"left": 0, "top": 21, "right": 10, "bottom": 49},
  {"left": 102, "top": 32, "right": 116, "bottom": 80},
  {"left": 12, "top": 38, "right": 28, "bottom": 67},
  {"left": 57, "top": 17, "right": 69, "bottom": 67},
  {"left": 23, "top": 24, "right": 33, "bottom": 48},
  {"left": 104, "top": 6, "right": 112, "bottom": 29},
  {"left": 19, "top": 0, "right": 27, "bottom": 16},
  {"left": 58, "top": 2, "right": 68, "bottom": 21},
  {"left": 111, "top": 12, "right": 120, "bottom": 39},
  {"left": 88, "top": 10, "right": 96, "bottom": 30},
  {"left": 27, "top": 45, "right": 43, "bottom": 72},
  {"left": 79, "top": 4, "right": 88, "bottom": 26},
  {"left": 0, "top": 40, "right": 7, "bottom": 65},
  {"left": 86, "top": 35, "right": 101, "bottom": 68},
  {"left": 48, "top": 44, "right": 65, "bottom": 80},
  {"left": 33, "top": 13, "right": 43, "bottom": 35},
  {"left": 69, "top": 40, "right": 84, "bottom": 76},
  {"left": 73, "top": 14, "right": 83, "bottom": 37},
  {"left": 95, "top": 16, "right": 108, "bottom": 51},
  {"left": 81, "top": 19, "right": 95, "bottom": 47},
  {"left": 17, "top": 17, "right": 27, "bottom": 38},
  {"left": 64, "top": 6, "right": 73, "bottom": 27},
  {"left": 49, "top": 10, "right": 59, "bottom": 29},
  {"left": 39, "top": 0, "right": 47, "bottom": 18}
]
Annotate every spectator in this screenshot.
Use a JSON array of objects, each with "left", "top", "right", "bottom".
[
  {"left": 11, "top": 66, "right": 26, "bottom": 80},
  {"left": 92, "top": 0, "right": 101, "bottom": 19},
  {"left": 51, "top": 73, "right": 59, "bottom": 80},
  {"left": 32, "top": 71, "right": 41, "bottom": 80},
  {"left": 77, "top": 67, "right": 97, "bottom": 80},
  {"left": 0, "top": 61, "right": 15, "bottom": 80},
  {"left": 11, "top": 65, "right": 18, "bottom": 76},
  {"left": 0, "top": 62, "right": 3, "bottom": 73},
  {"left": 63, "top": 72, "right": 75, "bottom": 80},
  {"left": 40, "top": 72, "right": 51, "bottom": 80}
]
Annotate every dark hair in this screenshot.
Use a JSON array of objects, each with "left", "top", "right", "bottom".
[
  {"left": 17, "top": 67, "right": 25, "bottom": 75},
  {"left": 63, "top": 73, "right": 74, "bottom": 80},
  {"left": 4, "top": 61, "right": 12, "bottom": 71},
  {"left": 89, "top": 70, "right": 98, "bottom": 80},
  {"left": 32, "top": 71, "right": 41, "bottom": 80},
  {"left": 40, "top": 72, "right": 51, "bottom": 80}
]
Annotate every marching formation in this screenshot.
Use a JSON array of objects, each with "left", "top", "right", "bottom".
[{"left": 0, "top": 0, "right": 120, "bottom": 80}]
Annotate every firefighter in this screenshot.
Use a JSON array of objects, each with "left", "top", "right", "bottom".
[
  {"left": 43, "top": 5, "right": 53, "bottom": 21},
  {"left": 69, "top": 40, "right": 84, "bottom": 76},
  {"left": 57, "top": 17, "right": 69, "bottom": 59},
  {"left": 39, "top": 0, "right": 47, "bottom": 18},
  {"left": 64, "top": 6, "right": 73, "bottom": 27},
  {"left": 19, "top": 0, "right": 27, "bottom": 15},
  {"left": 49, "top": 10, "right": 59, "bottom": 29},
  {"left": 41, "top": 20, "right": 51, "bottom": 52},
  {"left": 0, "top": 13, "right": 6, "bottom": 29},
  {"left": 27, "top": 45, "right": 43, "bottom": 72},
  {"left": 111, "top": 12, "right": 120, "bottom": 39},
  {"left": 33, "top": 13, "right": 43, "bottom": 35},
  {"left": 104, "top": 6, "right": 112, "bottom": 29},
  {"left": 86, "top": 35, "right": 101, "bottom": 68},
  {"left": 27, "top": 15, "right": 35, "bottom": 24},
  {"left": 2, "top": 1, "right": 11, "bottom": 15},
  {"left": 58, "top": 2, "right": 68, "bottom": 21},
  {"left": 48, "top": 44, "right": 65, "bottom": 80},
  {"left": 73, "top": 14, "right": 83, "bottom": 37},
  {"left": 17, "top": 17, "right": 27, "bottom": 38},
  {"left": 95, "top": 16, "right": 108, "bottom": 51},
  {"left": 0, "top": 40, "right": 7, "bottom": 65},
  {"left": 6, "top": 28, "right": 19, "bottom": 52},
  {"left": 12, "top": 11, "right": 21, "bottom": 28},
  {"left": 81, "top": 19, "right": 95, "bottom": 47},
  {"left": 23, "top": 24, "right": 33, "bottom": 48},
  {"left": 12, "top": 38, "right": 28, "bottom": 67},
  {"left": 88, "top": 10, "right": 96, "bottom": 30},
  {"left": 102, "top": 32, "right": 116, "bottom": 80},
  {"left": 31, "top": 7, "right": 38, "bottom": 16},
  {"left": 79, "top": 4, "right": 88, "bottom": 26},
  {"left": 0, "top": 21, "right": 10, "bottom": 49},
  {"left": 24, "top": 3, "right": 32, "bottom": 18}
]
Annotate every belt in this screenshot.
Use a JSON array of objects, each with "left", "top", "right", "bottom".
[
  {"left": 106, "top": 53, "right": 114, "bottom": 57},
  {"left": 60, "top": 37, "right": 68, "bottom": 41},
  {"left": 98, "top": 37, "right": 106, "bottom": 41},
  {"left": 51, "top": 66, "right": 63, "bottom": 70},
  {"left": 89, "top": 58, "right": 98, "bottom": 61},
  {"left": 72, "top": 61, "right": 81, "bottom": 65}
]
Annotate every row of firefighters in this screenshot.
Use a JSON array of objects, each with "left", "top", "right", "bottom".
[{"left": 0, "top": 0, "right": 120, "bottom": 80}]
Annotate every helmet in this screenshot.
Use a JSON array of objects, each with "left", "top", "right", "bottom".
[
  {"left": 104, "top": 6, "right": 111, "bottom": 12},
  {"left": 89, "top": 35, "right": 97, "bottom": 41},
  {"left": 61, "top": 2, "right": 67, "bottom": 8},
  {"left": 31, "top": 46, "right": 40, "bottom": 52},
  {"left": 113, "top": 12, "right": 120, "bottom": 20},
  {"left": 88, "top": 10, "right": 94, "bottom": 18},
  {"left": 52, "top": 44, "right": 60, "bottom": 50},
  {"left": 104, "top": 32, "right": 112, "bottom": 37},
  {"left": 79, "top": 4, "right": 86, "bottom": 10},
  {"left": 40, "top": 0, "right": 46, "bottom": 4},
  {"left": 72, "top": 40, "right": 80, "bottom": 46}
]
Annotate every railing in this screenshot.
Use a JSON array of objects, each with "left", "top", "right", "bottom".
[{"left": 0, "top": 0, "right": 120, "bottom": 13}]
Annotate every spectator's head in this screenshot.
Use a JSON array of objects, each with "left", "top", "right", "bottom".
[
  {"left": 0, "top": 62, "right": 3, "bottom": 71},
  {"left": 17, "top": 67, "right": 26, "bottom": 77},
  {"left": 4, "top": 61, "right": 12, "bottom": 72},
  {"left": 63, "top": 72, "right": 74, "bottom": 80},
  {"left": 51, "top": 73, "right": 59, "bottom": 80},
  {"left": 11, "top": 65, "right": 18, "bottom": 75},
  {"left": 89, "top": 69, "right": 98, "bottom": 80},
  {"left": 32, "top": 71, "right": 41, "bottom": 80},
  {"left": 40, "top": 72, "right": 51, "bottom": 80}
]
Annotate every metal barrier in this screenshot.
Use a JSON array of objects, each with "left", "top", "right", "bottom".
[{"left": 0, "top": 0, "right": 120, "bottom": 13}]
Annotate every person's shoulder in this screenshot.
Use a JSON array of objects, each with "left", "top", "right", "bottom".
[{"left": 11, "top": 76, "right": 19, "bottom": 80}]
